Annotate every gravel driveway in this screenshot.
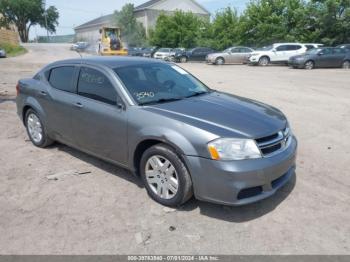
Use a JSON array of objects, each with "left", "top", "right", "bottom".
[{"left": 0, "top": 44, "right": 349, "bottom": 254}]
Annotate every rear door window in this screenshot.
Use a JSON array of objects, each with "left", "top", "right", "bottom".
[
  {"left": 49, "top": 66, "right": 76, "bottom": 93},
  {"left": 77, "top": 67, "right": 117, "bottom": 106}
]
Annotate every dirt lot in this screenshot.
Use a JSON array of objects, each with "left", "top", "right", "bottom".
[{"left": 0, "top": 43, "right": 349, "bottom": 255}]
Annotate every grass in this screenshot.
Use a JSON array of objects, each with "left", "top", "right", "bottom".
[{"left": 0, "top": 42, "right": 27, "bottom": 57}]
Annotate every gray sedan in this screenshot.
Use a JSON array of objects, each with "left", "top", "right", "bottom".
[
  {"left": 206, "top": 46, "right": 254, "bottom": 65},
  {"left": 16, "top": 57, "right": 297, "bottom": 207},
  {"left": 289, "top": 47, "right": 350, "bottom": 69}
]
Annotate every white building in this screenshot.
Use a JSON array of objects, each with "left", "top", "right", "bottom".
[{"left": 74, "top": 0, "right": 210, "bottom": 42}]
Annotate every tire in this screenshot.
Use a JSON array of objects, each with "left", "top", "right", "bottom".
[
  {"left": 342, "top": 60, "right": 350, "bottom": 69},
  {"left": 140, "top": 144, "right": 193, "bottom": 207},
  {"left": 304, "top": 60, "right": 314, "bottom": 70},
  {"left": 258, "top": 56, "right": 269, "bottom": 66},
  {"left": 25, "top": 109, "right": 53, "bottom": 148},
  {"left": 215, "top": 57, "right": 225, "bottom": 65},
  {"left": 180, "top": 56, "right": 187, "bottom": 63}
]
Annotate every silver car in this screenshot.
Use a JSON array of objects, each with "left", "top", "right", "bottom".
[
  {"left": 16, "top": 57, "right": 297, "bottom": 207},
  {"left": 0, "top": 48, "right": 6, "bottom": 58},
  {"left": 206, "top": 46, "right": 254, "bottom": 65}
]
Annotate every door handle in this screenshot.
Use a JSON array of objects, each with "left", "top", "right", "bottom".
[
  {"left": 74, "top": 102, "right": 84, "bottom": 108},
  {"left": 39, "top": 91, "right": 47, "bottom": 96}
]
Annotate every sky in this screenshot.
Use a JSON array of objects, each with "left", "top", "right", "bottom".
[{"left": 31, "top": 0, "right": 249, "bottom": 39}]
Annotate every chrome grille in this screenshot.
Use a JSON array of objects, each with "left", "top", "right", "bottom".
[{"left": 256, "top": 127, "right": 291, "bottom": 156}]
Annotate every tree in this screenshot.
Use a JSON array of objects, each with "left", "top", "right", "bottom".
[
  {"left": 208, "top": 7, "right": 241, "bottom": 50},
  {"left": 149, "top": 11, "right": 204, "bottom": 48},
  {"left": 0, "top": 0, "right": 59, "bottom": 42},
  {"left": 306, "top": 0, "right": 350, "bottom": 45},
  {"left": 114, "top": 3, "right": 146, "bottom": 46},
  {"left": 238, "top": 0, "right": 308, "bottom": 47}
]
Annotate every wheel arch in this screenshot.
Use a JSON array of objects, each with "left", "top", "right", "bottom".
[{"left": 215, "top": 56, "right": 225, "bottom": 64}]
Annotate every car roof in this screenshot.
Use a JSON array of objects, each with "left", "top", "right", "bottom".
[{"left": 49, "top": 56, "right": 165, "bottom": 69}]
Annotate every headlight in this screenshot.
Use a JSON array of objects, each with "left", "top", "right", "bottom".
[{"left": 207, "top": 138, "right": 261, "bottom": 160}]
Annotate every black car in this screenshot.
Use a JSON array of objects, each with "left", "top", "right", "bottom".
[
  {"left": 289, "top": 47, "right": 350, "bottom": 69},
  {"left": 174, "top": 47, "right": 215, "bottom": 63},
  {"left": 142, "top": 47, "right": 159, "bottom": 58},
  {"left": 128, "top": 47, "right": 145, "bottom": 56}
]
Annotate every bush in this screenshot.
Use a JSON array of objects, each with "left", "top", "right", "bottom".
[{"left": 0, "top": 42, "right": 27, "bottom": 57}]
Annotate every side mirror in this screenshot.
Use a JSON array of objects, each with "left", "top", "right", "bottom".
[
  {"left": 272, "top": 48, "right": 277, "bottom": 52},
  {"left": 116, "top": 97, "right": 125, "bottom": 110},
  {"left": 318, "top": 52, "right": 324, "bottom": 56}
]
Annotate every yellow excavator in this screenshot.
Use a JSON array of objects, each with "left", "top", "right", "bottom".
[{"left": 97, "top": 27, "right": 128, "bottom": 56}]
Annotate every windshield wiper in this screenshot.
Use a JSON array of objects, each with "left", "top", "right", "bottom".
[
  {"left": 185, "top": 91, "right": 209, "bottom": 98},
  {"left": 139, "top": 97, "right": 183, "bottom": 106}
]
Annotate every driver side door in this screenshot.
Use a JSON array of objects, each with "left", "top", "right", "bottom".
[{"left": 71, "top": 66, "right": 128, "bottom": 165}]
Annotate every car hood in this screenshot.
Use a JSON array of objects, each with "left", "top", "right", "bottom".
[{"left": 144, "top": 92, "right": 287, "bottom": 139}]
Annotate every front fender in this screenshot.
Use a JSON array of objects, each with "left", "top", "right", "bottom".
[{"left": 128, "top": 126, "right": 198, "bottom": 168}]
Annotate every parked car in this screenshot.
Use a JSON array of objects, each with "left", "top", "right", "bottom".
[
  {"left": 175, "top": 47, "right": 215, "bottom": 62},
  {"left": 336, "top": 44, "right": 350, "bottom": 50},
  {"left": 0, "top": 48, "right": 6, "bottom": 58},
  {"left": 153, "top": 48, "right": 174, "bottom": 60},
  {"left": 206, "top": 46, "right": 254, "bottom": 65},
  {"left": 16, "top": 57, "right": 297, "bottom": 207},
  {"left": 289, "top": 47, "right": 350, "bottom": 69},
  {"left": 304, "top": 43, "right": 324, "bottom": 50},
  {"left": 165, "top": 48, "right": 186, "bottom": 62},
  {"left": 142, "top": 47, "right": 159, "bottom": 58},
  {"left": 249, "top": 43, "right": 307, "bottom": 66},
  {"left": 70, "top": 42, "right": 89, "bottom": 51},
  {"left": 128, "top": 47, "right": 145, "bottom": 56}
]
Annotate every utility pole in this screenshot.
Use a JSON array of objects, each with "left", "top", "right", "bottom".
[{"left": 42, "top": 0, "right": 49, "bottom": 41}]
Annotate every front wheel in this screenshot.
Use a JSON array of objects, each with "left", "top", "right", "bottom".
[
  {"left": 215, "top": 57, "right": 225, "bottom": 65},
  {"left": 25, "top": 109, "right": 53, "bottom": 148},
  {"left": 140, "top": 144, "right": 193, "bottom": 207},
  {"left": 258, "top": 56, "right": 269, "bottom": 66},
  {"left": 180, "top": 56, "right": 188, "bottom": 63},
  {"left": 304, "top": 60, "right": 314, "bottom": 70},
  {"left": 342, "top": 60, "right": 350, "bottom": 69}
]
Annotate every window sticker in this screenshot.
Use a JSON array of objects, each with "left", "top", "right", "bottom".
[
  {"left": 171, "top": 65, "right": 188, "bottom": 75},
  {"left": 134, "top": 92, "right": 155, "bottom": 100}
]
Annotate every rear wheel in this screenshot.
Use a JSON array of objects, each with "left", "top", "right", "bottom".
[
  {"left": 140, "top": 144, "right": 193, "bottom": 207},
  {"left": 342, "top": 60, "right": 350, "bottom": 69},
  {"left": 258, "top": 56, "right": 269, "bottom": 66},
  {"left": 304, "top": 60, "right": 314, "bottom": 70},
  {"left": 215, "top": 57, "right": 225, "bottom": 65},
  {"left": 25, "top": 109, "right": 53, "bottom": 148}
]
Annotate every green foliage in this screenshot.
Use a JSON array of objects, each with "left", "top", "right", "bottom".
[
  {"left": 114, "top": 3, "right": 146, "bottom": 46},
  {"left": 0, "top": 42, "right": 27, "bottom": 56},
  {"left": 148, "top": 0, "right": 350, "bottom": 50},
  {"left": 0, "top": 0, "right": 59, "bottom": 42},
  {"left": 149, "top": 11, "right": 206, "bottom": 48}
]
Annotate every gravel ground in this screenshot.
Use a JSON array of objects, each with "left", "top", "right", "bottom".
[{"left": 0, "top": 43, "right": 349, "bottom": 255}]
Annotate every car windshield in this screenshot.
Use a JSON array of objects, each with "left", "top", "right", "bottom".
[
  {"left": 114, "top": 63, "right": 210, "bottom": 105},
  {"left": 223, "top": 48, "right": 232, "bottom": 53},
  {"left": 257, "top": 45, "right": 273, "bottom": 51},
  {"left": 306, "top": 48, "right": 322, "bottom": 54}
]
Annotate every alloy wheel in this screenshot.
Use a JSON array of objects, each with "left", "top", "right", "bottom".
[
  {"left": 27, "top": 113, "right": 43, "bottom": 143},
  {"left": 216, "top": 58, "right": 224, "bottom": 65},
  {"left": 305, "top": 61, "right": 314, "bottom": 70},
  {"left": 342, "top": 61, "right": 350, "bottom": 69},
  {"left": 145, "top": 155, "right": 179, "bottom": 200}
]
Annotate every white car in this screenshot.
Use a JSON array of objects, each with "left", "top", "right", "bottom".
[
  {"left": 304, "top": 43, "right": 324, "bottom": 50},
  {"left": 153, "top": 48, "right": 173, "bottom": 60},
  {"left": 249, "top": 43, "right": 307, "bottom": 66}
]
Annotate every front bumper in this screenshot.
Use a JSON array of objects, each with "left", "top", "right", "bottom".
[
  {"left": 206, "top": 57, "right": 216, "bottom": 64},
  {"left": 184, "top": 136, "right": 297, "bottom": 206},
  {"left": 288, "top": 59, "right": 305, "bottom": 68},
  {"left": 248, "top": 56, "right": 260, "bottom": 64}
]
